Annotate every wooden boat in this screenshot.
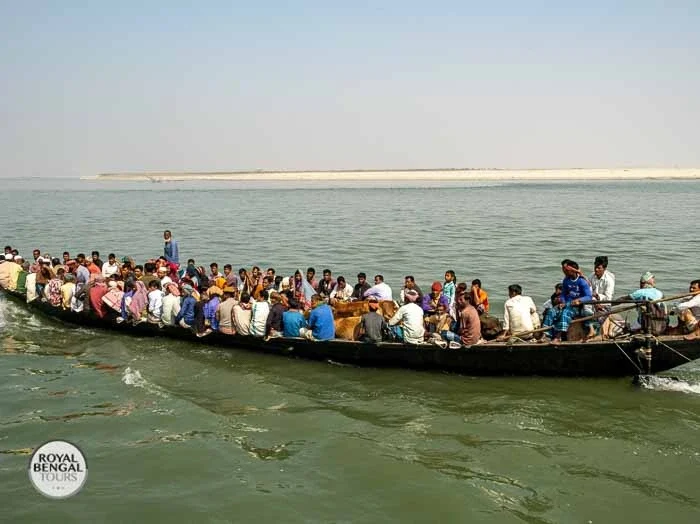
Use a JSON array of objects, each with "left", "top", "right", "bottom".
[{"left": 2, "top": 288, "right": 699, "bottom": 377}]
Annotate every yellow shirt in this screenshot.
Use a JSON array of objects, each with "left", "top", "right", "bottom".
[{"left": 60, "top": 282, "right": 75, "bottom": 310}]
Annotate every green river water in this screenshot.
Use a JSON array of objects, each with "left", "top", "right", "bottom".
[{"left": 1, "top": 178, "right": 698, "bottom": 523}]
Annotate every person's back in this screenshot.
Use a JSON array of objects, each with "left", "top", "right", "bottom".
[
  {"left": 308, "top": 303, "right": 335, "bottom": 340},
  {"left": 389, "top": 302, "right": 425, "bottom": 344},
  {"left": 360, "top": 310, "right": 386, "bottom": 343},
  {"left": 459, "top": 302, "right": 482, "bottom": 345},
  {"left": 250, "top": 299, "right": 270, "bottom": 337},
  {"left": 233, "top": 303, "right": 252, "bottom": 335},
  {"left": 60, "top": 281, "right": 75, "bottom": 310},
  {"left": 161, "top": 293, "right": 180, "bottom": 325},
  {"left": 504, "top": 293, "right": 538, "bottom": 334},
  {"left": 217, "top": 297, "right": 236, "bottom": 334},
  {"left": 282, "top": 309, "right": 306, "bottom": 337}
]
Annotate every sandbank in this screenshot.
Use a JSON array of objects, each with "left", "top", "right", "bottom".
[{"left": 86, "top": 168, "right": 700, "bottom": 182}]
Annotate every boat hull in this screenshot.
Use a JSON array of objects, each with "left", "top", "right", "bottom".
[{"left": 3, "top": 289, "right": 699, "bottom": 377}]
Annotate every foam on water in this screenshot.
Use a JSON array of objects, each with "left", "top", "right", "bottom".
[
  {"left": 121, "top": 366, "right": 169, "bottom": 398},
  {"left": 637, "top": 375, "right": 700, "bottom": 395}
]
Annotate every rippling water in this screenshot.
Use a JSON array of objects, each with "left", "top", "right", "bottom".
[{"left": 1, "top": 178, "right": 699, "bottom": 522}]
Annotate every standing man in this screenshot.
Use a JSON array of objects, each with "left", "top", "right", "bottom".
[{"left": 163, "top": 230, "right": 180, "bottom": 265}]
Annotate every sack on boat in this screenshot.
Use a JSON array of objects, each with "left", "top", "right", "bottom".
[{"left": 479, "top": 313, "right": 502, "bottom": 340}]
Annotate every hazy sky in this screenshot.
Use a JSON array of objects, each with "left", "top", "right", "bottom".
[{"left": 1, "top": 1, "right": 699, "bottom": 177}]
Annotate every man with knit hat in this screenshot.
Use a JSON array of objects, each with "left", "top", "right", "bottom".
[
  {"left": 421, "top": 281, "right": 449, "bottom": 315},
  {"left": 359, "top": 297, "right": 387, "bottom": 343}
]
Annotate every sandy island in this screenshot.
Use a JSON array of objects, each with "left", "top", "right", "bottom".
[{"left": 85, "top": 168, "right": 700, "bottom": 182}]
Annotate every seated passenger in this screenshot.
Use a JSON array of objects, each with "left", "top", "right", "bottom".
[
  {"left": 147, "top": 280, "right": 164, "bottom": 324},
  {"left": 500, "top": 284, "right": 540, "bottom": 340},
  {"left": 265, "top": 292, "right": 287, "bottom": 338},
  {"left": 301, "top": 295, "right": 335, "bottom": 341},
  {"left": 619, "top": 272, "right": 665, "bottom": 334},
  {"left": 470, "top": 279, "right": 490, "bottom": 314},
  {"left": 553, "top": 259, "right": 595, "bottom": 342},
  {"left": 317, "top": 269, "right": 336, "bottom": 299},
  {"left": 60, "top": 273, "right": 76, "bottom": 310},
  {"left": 250, "top": 291, "right": 271, "bottom": 337},
  {"left": 400, "top": 275, "right": 424, "bottom": 305},
  {"left": 351, "top": 272, "right": 371, "bottom": 300},
  {"left": 89, "top": 276, "right": 109, "bottom": 318},
  {"left": 282, "top": 298, "right": 307, "bottom": 337},
  {"left": 388, "top": 290, "right": 425, "bottom": 344},
  {"left": 456, "top": 293, "right": 482, "bottom": 346},
  {"left": 363, "top": 275, "right": 393, "bottom": 301},
  {"left": 425, "top": 302, "right": 454, "bottom": 338},
  {"left": 589, "top": 256, "right": 615, "bottom": 310},
  {"left": 232, "top": 293, "right": 253, "bottom": 335},
  {"left": 174, "top": 284, "right": 197, "bottom": 329},
  {"left": 359, "top": 297, "right": 388, "bottom": 343},
  {"left": 45, "top": 269, "right": 64, "bottom": 307},
  {"left": 329, "top": 276, "right": 354, "bottom": 304},
  {"left": 161, "top": 283, "right": 181, "bottom": 326},
  {"left": 422, "top": 282, "right": 449, "bottom": 315},
  {"left": 216, "top": 287, "right": 238, "bottom": 335},
  {"left": 676, "top": 280, "right": 700, "bottom": 338}
]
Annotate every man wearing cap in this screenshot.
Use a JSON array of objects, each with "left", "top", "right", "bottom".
[
  {"left": 618, "top": 272, "right": 665, "bottom": 334},
  {"left": 421, "top": 282, "right": 449, "bottom": 314},
  {"left": 388, "top": 289, "right": 425, "bottom": 344},
  {"left": 363, "top": 275, "right": 393, "bottom": 301},
  {"left": 359, "top": 297, "right": 388, "bottom": 343},
  {"left": 157, "top": 265, "right": 173, "bottom": 287},
  {"left": 163, "top": 230, "right": 180, "bottom": 265}
]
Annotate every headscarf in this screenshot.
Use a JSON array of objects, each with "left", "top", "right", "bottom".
[
  {"left": 166, "top": 282, "right": 181, "bottom": 296},
  {"left": 129, "top": 280, "right": 148, "bottom": 318},
  {"left": 207, "top": 285, "right": 223, "bottom": 297},
  {"left": 295, "top": 269, "right": 316, "bottom": 302},
  {"left": 181, "top": 284, "right": 194, "bottom": 296}
]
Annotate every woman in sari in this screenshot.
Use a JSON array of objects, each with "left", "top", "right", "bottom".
[{"left": 293, "top": 269, "right": 315, "bottom": 310}]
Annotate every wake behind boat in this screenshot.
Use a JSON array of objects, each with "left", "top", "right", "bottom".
[{"left": 2, "top": 287, "right": 699, "bottom": 377}]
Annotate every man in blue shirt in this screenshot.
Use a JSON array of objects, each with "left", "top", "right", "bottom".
[
  {"left": 282, "top": 299, "right": 307, "bottom": 337},
  {"left": 302, "top": 295, "right": 335, "bottom": 341},
  {"left": 552, "top": 259, "right": 595, "bottom": 342},
  {"left": 163, "top": 230, "right": 180, "bottom": 265}
]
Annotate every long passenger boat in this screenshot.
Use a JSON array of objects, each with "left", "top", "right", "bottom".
[{"left": 2, "top": 288, "right": 699, "bottom": 377}]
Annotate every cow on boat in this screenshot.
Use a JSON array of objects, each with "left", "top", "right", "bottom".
[{"left": 333, "top": 300, "right": 398, "bottom": 340}]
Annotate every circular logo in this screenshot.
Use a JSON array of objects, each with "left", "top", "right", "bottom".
[{"left": 28, "top": 440, "right": 88, "bottom": 499}]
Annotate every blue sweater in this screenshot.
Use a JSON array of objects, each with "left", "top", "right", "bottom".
[
  {"left": 562, "top": 276, "right": 592, "bottom": 306},
  {"left": 164, "top": 239, "right": 179, "bottom": 265},
  {"left": 175, "top": 296, "right": 196, "bottom": 325},
  {"left": 282, "top": 310, "right": 307, "bottom": 337},
  {"left": 308, "top": 304, "right": 335, "bottom": 340}
]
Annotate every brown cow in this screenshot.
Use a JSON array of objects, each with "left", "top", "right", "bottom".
[{"left": 332, "top": 301, "right": 398, "bottom": 340}]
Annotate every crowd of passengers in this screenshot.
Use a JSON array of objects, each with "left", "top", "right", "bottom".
[{"left": 1, "top": 231, "right": 699, "bottom": 346}]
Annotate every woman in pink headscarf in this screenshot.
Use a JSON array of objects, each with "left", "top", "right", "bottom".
[
  {"left": 129, "top": 280, "right": 148, "bottom": 322},
  {"left": 89, "top": 276, "right": 109, "bottom": 318}
]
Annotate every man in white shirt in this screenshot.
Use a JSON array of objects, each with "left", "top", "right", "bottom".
[
  {"left": 363, "top": 274, "right": 393, "bottom": 301},
  {"left": 329, "top": 276, "right": 354, "bottom": 304},
  {"left": 589, "top": 256, "right": 615, "bottom": 309},
  {"left": 677, "top": 280, "right": 700, "bottom": 338},
  {"left": 500, "top": 284, "right": 540, "bottom": 340},
  {"left": 388, "top": 289, "right": 425, "bottom": 344},
  {"left": 160, "top": 283, "right": 181, "bottom": 326},
  {"left": 102, "top": 253, "right": 120, "bottom": 278}
]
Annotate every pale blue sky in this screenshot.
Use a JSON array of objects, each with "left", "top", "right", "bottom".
[{"left": 1, "top": 1, "right": 698, "bottom": 176}]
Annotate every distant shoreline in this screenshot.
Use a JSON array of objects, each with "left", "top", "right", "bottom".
[{"left": 85, "top": 167, "right": 700, "bottom": 182}]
